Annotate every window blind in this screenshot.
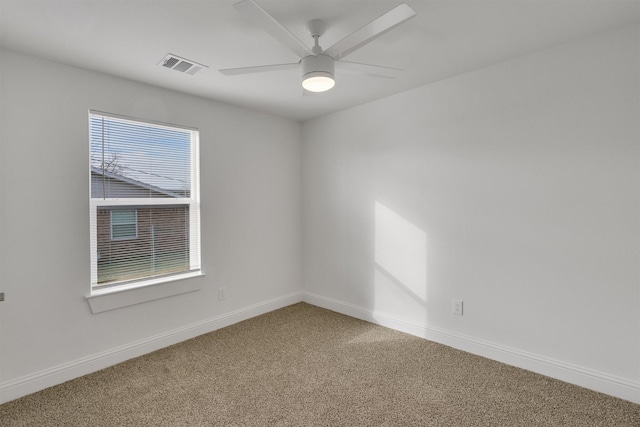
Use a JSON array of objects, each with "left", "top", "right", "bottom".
[{"left": 89, "top": 111, "right": 200, "bottom": 290}]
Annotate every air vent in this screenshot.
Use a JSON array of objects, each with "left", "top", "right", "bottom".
[{"left": 159, "top": 54, "right": 207, "bottom": 76}]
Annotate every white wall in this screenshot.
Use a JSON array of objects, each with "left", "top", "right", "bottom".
[
  {"left": 0, "top": 49, "right": 302, "bottom": 402},
  {"left": 302, "top": 24, "right": 640, "bottom": 402}
]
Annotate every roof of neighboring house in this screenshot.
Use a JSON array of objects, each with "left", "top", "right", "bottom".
[{"left": 91, "top": 166, "right": 186, "bottom": 198}]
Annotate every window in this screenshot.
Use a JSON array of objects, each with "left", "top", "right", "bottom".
[
  {"left": 111, "top": 209, "right": 137, "bottom": 240},
  {"left": 89, "top": 111, "right": 201, "bottom": 293}
]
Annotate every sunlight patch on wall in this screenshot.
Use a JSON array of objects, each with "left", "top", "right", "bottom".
[{"left": 374, "top": 201, "right": 427, "bottom": 303}]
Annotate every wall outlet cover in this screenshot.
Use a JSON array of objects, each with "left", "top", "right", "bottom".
[{"left": 453, "top": 299, "right": 463, "bottom": 316}]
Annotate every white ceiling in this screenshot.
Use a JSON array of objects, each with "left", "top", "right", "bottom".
[{"left": 1, "top": 0, "right": 638, "bottom": 121}]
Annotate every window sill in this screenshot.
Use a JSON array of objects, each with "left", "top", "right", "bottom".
[{"left": 86, "top": 271, "right": 204, "bottom": 314}]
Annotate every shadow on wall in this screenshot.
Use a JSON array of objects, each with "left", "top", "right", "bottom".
[{"left": 373, "top": 201, "right": 428, "bottom": 324}]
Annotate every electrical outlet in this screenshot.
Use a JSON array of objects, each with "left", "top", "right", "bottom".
[
  {"left": 218, "top": 287, "right": 226, "bottom": 301},
  {"left": 452, "top": 299, "right": 463, "bottom": 316}
]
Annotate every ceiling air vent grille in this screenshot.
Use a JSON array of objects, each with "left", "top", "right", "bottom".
[{"left": 159, "top": 54, "right": 207, "bottom": 76}]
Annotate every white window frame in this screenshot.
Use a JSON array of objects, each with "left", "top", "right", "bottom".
[{"left": 88, "top": 110, "right": 202, "bottom": 310}]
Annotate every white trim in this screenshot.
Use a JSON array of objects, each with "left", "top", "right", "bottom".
[
  {"left": 0, "top": 291, "right": 303, "bottom": 404},
  {"left": 89, "top": 109, "right": 198, "bottom": 132},
  {"left": 5, "top": 290, "right": 636, "bottom": 405},
  {"left": 302, "top": 291, "right": 640, "bottom": 404},
  {"left": 189, "top": 131, "right": 201, "bottom": 271},
  {"left": 87, "top": 271, "right": 204, "bottom": 313},
  {"left": 91, "top": 198, "right": 193, "bottom": 206}
]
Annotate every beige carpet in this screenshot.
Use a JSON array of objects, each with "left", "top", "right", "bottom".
[{"left": 1, "top": 303, "right": 639, "bottom": 426}]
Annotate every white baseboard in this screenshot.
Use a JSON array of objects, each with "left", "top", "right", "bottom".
[
  {"left": 4, "top": 291, "right": 638, "bottom": 405},
  {"left": 302, "top": 291, "right": 640, "bottom": 404},
  {"left": 0, "top": 291, "right": 303, "bottom": 404}
]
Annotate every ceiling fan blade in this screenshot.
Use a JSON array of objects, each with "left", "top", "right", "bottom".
[
  {"left": 219, "top": 62, "right": 299, "bottom": 76},
  {"left": 234, "top": 0, "right": 312, "bottom": 59},
  {"left": 324, "top": 4, "right": 416, "bottom": 61},
  {"left": 337, "top": 61, "right": 404, "bottom": 78}
]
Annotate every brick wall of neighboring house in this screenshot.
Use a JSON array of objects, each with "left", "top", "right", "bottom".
[{"left": 97, "top": 206, "right": 190, "bottom": 283}]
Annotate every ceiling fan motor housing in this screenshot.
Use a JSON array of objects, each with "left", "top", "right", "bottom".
[{"left": 302, "top": 54, "right": 335, "bottom": 80}]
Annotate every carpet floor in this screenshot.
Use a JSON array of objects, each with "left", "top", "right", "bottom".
[{"left": 1, "top": 302, "right": 639, "bottom": 426}]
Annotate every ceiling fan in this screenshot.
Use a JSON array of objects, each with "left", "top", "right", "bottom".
[{"left": 219, "top": 0, "right": 417, "bottom": 93}]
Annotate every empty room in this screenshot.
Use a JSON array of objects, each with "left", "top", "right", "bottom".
[{"left": 0, "top": 0, "right": 639, "bottom": 425}]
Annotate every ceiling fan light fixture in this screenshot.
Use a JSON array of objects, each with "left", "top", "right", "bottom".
[
  {"left": 302, "top": 71, "right": 335, "bottom": 92},
  {"left": 224, "top": 1, "right": 417, "bottom": 94},
  {"left": 301, "top": 54, "right": 336, "bottom": 93}
]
